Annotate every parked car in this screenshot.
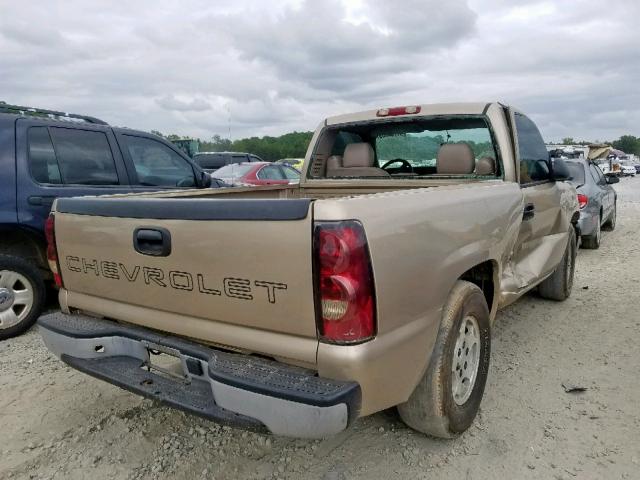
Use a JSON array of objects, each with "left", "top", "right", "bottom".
[
  {"left": 620, "top": 163, "right": 636, "bottom": 177},
  {"left": 212, "top": 162, "right": 300, "bottom": 186},
  {"left": 276, "top": 158, "right": 304, "bottom": 170},
  {"left": 40, "top": 102, "right": 578, "bottom": 439},
  {"left": 0, "top": 103, "right": 213, "bottom": 339},
  {"left": 192, "top": 151, "right": 264, "bottom": 174},
  {"left": 565, "top": 159, "right": 618, "bottom": 249}
]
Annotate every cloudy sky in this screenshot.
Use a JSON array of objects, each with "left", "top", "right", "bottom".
[{"left": 1, "top": 0, "right": 638, "bottom": 142}]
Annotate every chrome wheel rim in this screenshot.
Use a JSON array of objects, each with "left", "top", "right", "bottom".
[
  {"left": 452, "top": 315, "right": 481, "bottom": 405},
  {"left": 0, "top": 270, "right": 34, "bottom": 329}
]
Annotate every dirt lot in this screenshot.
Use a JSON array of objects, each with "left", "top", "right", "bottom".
[{"left": 2, "top": 178, "right": 640, "bottom": 480}]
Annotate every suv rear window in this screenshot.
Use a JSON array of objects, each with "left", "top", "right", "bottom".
[
  {"left": 28, "top": 127, "right": 119, "bottom": 185},
  {"left": 565, "top": 161, "right": 585, "bottom": 185},
  {"left": 212, "top": 163, "right": 253, "bottom": 181},
  {"left": 28, "top": 127, "right": 62, "bottom": 184}
]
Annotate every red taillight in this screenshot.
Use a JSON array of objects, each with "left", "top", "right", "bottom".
[
  {"left": 45, "top": 214, "right": 63, "bottom": 287},
  {"left": 314, "top": 221, "right": 376, "bottom": 344},
  {"left": 577, "top": 193, "right": 588, "bottom": 209},
  {"left": 376, "top": 105, "right": 421, "bottom": 117}
]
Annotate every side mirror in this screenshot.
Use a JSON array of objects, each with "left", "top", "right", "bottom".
[
  {"left": 605, "top": 175, "right": 620, "bottom": 184},
  {"left": 551, "top": 158, "right": 571, "bottom": 181},
  {"left": 197, "top": 170, "right": 212, "bottom": 188}
]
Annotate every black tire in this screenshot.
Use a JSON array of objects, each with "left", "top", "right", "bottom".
[
  {"left": 581, "top": 215, "right": 601, "bottom": 250},
  {"left": 539, "top": 227, "right": 576, "bottom": 301},
  {"left": 397, "top": 280, "right": 491, "bottom": 438},
  {"left": 602, "top": 202, "right": 616, "bottom": 231},
  {"left": 0, "top": 255, "right": 46, "bottom": 340}
]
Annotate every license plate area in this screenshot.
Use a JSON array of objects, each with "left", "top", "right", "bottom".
[{"left": 141, "top": 340, "right": 188, "bottom": 383}]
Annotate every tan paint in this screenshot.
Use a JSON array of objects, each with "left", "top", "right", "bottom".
[{"left": 51, "top": 102, "right": 578, "bottom": 418}]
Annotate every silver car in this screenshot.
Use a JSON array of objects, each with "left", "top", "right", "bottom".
[{"left": 565, "top": 158, "right": 618, "bottom": 249}]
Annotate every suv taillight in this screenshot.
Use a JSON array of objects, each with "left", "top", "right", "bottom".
[
  {"left": 314, "top": 221, "right": 376, "bottom": 344},
  {"left": 45, "top": 214, "right": 63, "bottom": 287},
  {"left": 577, "top": 193, "right": 588, "bottom": 209}
]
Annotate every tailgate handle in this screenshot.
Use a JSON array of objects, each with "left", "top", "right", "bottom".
[{"left": 133, "top": 227, "right": 171, "bottom": 257}]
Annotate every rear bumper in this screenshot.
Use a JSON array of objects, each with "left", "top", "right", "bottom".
[
  {"left": 577, "top": 209, "right": 598, "bottom": 237},
  {"left": 38, "top": 313, "right": 360, "bottom": 439}
]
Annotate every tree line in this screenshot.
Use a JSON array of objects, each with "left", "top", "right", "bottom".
[
  {"left": 152, "top": 130, "right": 640, "bottom": 161},
  {"left": 152, "top": 131, "right": 313, "bottom": 161}
]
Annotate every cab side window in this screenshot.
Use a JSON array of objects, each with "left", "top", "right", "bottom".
[
  {"left": 122, "top": 135, "right": 196, "bottom": 187},
  {"left": 515, "top": 113, "right": 550, "bottom": 184}
]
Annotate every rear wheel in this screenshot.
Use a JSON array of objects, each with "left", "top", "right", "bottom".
[
  {"left": 397, "top": 280, "right": 490, "bottom": 438},
  {"left": 0, "top": 255, "right": 46, "bottom": 340},
  {"left": 539, "top": 227, "right": 576, "bottom": 301},
  {"left": 602, "top": 202, "right": 616, "bottom": 231},
  {"left": 581, "top": 215, "right": 601, "bottom": 249}
]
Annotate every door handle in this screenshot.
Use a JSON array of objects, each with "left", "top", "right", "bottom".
[
  {"left": 523, "top": 203, "right": 535, "bottom": 221},
  {"left": 28, "top": 196, "right": 56, "bottom": 207},
  {"left": 133, "top": 227, "right": 171, "bottom": 256}
]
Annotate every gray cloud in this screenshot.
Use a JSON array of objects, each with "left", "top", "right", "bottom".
[
  {"left": 156, "top": 95, "right": 212, "bottom": 112},
  {"left": 0, "top": 0, "right": 638, "bottom": 142}
]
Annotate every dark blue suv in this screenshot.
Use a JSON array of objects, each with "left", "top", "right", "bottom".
[{"left": 0, "top": 104, "right": 212, "bottom": 339}]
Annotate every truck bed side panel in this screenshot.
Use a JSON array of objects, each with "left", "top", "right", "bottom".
[{"left": 314, "top": 182, "right": 523, "bottom": 414}]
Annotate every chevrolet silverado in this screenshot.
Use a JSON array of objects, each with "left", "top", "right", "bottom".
[{"left": 38, "top": 102, "right": 579, "bottom": 439}]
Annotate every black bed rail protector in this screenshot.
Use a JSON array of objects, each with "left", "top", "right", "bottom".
[{"left": 55, "top": 197, "right": 312, "bottom": 221}]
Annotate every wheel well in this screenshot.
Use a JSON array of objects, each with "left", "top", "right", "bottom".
[
  {"left": 460, "top": 261, "right": 495, "bottom": 312},
  {"left": 0, "top": 227, "right": 48, "bottom": 273}
]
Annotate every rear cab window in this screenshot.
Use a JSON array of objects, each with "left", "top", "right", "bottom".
[{"left": 308, "top": 116, "right": 500, "bottom": 179}]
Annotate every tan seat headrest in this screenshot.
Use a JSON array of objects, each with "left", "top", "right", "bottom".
[
  {"left": 436, "top": 143, "right": 475, "bottom": 174},
  {"left": 475, "top": 157, "right": 496, "bottom": 175},
  {"left": 343, "top": 143, "right": 375, "bottom": 168}
]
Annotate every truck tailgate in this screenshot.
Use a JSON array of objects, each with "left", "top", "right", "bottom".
[{"left": 53, "top": 197, "right": 318, "bottom": 360}]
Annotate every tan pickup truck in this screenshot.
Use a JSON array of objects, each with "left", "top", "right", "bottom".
[{"left": 39, "top": 103, "right": 579, "bottom": 439}]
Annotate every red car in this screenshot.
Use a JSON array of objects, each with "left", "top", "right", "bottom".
[{"left": 211, "top": 162, "right": 300, "bottom": 186}]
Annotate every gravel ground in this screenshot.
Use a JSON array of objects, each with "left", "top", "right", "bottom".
[{"left": 1, "top": 177, "right": 640, "bottom": 480}]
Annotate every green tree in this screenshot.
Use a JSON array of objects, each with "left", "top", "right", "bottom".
[
  {"left": 612, "top": 135, "right": 640, "bottom": 156},
  {"left": 198, "top": 131, "right": 313, "bottom": 161}
]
